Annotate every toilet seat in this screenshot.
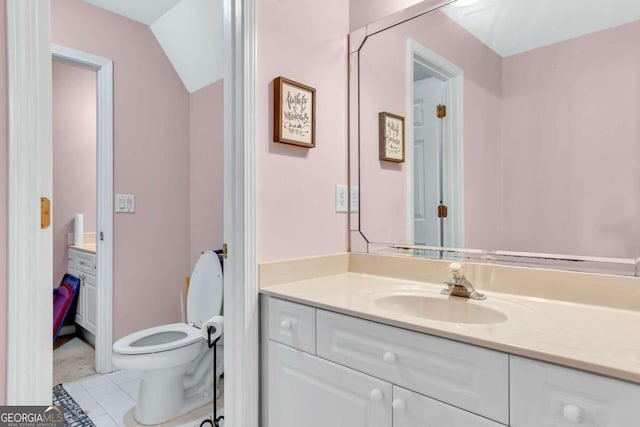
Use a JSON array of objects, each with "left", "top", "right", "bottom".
[{"left": 113, "top": 323, "right": 202, "bottom": 355}]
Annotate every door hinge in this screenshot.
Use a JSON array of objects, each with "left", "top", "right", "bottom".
[
  {"left": 436, "top": 104, "right": 446, "bottom": 119},
  {"left": 222, "top": 243, "right": 228, "bottom": 259},
  {"left": 41, "top": 197, "right": 51, "bottom": 229},
  {"left": 437, "top": 204, "right": 448, "bottom": 218},
  {"left": 100, "top": 231, "right": 104, "bottom": 241}
]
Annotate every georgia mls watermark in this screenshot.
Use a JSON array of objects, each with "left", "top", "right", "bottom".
[{"left": 0, "top": 406, "right": 64, "bottom": 427}]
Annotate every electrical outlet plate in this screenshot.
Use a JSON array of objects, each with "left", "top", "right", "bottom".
[
  {"left": 335, "top": 185, "right": 348, "bottom": 213},
  {"left": 350, "top": 186, "right": 359, "bottom": 213}
]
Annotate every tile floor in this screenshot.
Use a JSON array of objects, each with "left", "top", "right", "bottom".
[{"left": 63, "top": 371, "right": 220, "bottom": 427}]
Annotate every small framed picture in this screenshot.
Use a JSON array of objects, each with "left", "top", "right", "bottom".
[
  {"left": 274, "top": 76, "right": 316, "bottom": 148},
  {"left": 379, "top": 112, "right": 405, "bottom": 162}
]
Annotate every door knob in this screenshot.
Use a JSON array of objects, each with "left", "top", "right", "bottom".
[{"left": 562, "top": 404, "right": 584, "bottom": 423}]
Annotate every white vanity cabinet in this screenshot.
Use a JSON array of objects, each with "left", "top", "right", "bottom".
[
  {"left": 262, "top": 296, "right": 507, "bottom": 427},
  {"left": 510, "top": 356, "right": 640, "bottom": 427},
  {"left": 393, "top": 386, "right": 504, "bottom": 427},
  {"left": 316, "top": 310, "right": 509, "bottom": 424},
  {"left": 67, "top": 248, "right": 97, "bottom": 337},
  {"left": 267, "top": 340, "right": 392, "bottom": 427}
]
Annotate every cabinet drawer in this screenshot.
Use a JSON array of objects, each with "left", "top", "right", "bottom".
[
  {"left": 67, "top": 251, "right": 75, "bottom": 269},
  {"left": 316, "top": 310, "right": 509, "bottom": 424},
  {"left": 74, "top": 251, "right": 96, "bottom": 276},
  {"left": 266, "top": 341, "right": 391, "bottom": 427},
  {"left": 267, "top": 298, "right": 316, "bottom": 354},
  {"left": 510, "top": 356, "right": 640, "bottom": 427},
  {"left": 393, "top": 386, "right": 505, "bottom": 427}
]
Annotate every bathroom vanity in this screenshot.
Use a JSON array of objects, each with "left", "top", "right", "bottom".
[
  {"left": 67, "top": 246, "right": 97, "bottom": 343},
  {"left": 260, "top": 270, "right": 640, "bottom": 427}
]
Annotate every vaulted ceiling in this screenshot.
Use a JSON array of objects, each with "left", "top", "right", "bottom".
[
  {"left": 82, "top": 0, "right": 224, "bottom": 93},
  {"left": 443, "top": 0, "right": 640, "bottom": 57}
]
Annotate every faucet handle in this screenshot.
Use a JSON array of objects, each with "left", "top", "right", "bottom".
[{"left": 448, "top": 262, "right": 464, "bottom": 279}]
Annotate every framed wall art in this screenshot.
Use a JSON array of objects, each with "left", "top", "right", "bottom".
[
  {"left": 379, "top": 112, "right": 405, "bottom": 162},
  {"left": 274, "top": 76, "right": 316, "bottom": 148}
]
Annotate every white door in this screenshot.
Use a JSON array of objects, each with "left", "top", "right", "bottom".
[
  {"left": 413, "top": 76, "right": 444, "bottom": 246},
  {"left": 267, "top": 341, "right": 392, "bottom": 427},
  {"left": 393, "top": 386, "right": 504, "bottom": 427}
]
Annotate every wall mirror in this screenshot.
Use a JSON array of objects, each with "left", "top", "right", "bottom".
[{"left": 350, "top": 0, "right": 640, "bottom": 275}]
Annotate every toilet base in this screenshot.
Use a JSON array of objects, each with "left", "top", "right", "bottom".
[{"left": 134, "top": 371, "right": 216, "bottom": 425}]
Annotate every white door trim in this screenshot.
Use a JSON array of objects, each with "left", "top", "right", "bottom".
[
  {"left": 406, "top": 39, "right": 464, "bottom": 248},
  {"left": 6, "top": 0, "right": 53, "bottom": 404},
  {"left": 223, "top": 0, "right": 259, "bottom": 426},
  {"left": 51, "top": 44, "right": 114, "bottom": 374}
]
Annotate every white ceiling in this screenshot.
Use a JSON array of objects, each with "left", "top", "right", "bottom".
[
  {"left": 83, "top": 0, "right": 181, "bottom": 25},
  {"left": 82, "top": 0, "right": 223, "bottom": 93},
  {"left": 442, "top": 0, "right": 640, "bottom": 57}
]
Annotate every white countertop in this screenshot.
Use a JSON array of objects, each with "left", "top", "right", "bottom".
[
  {"left": 261, "top": 272, "right": 640, "bottom": 384},
  {"left": 68, "top": 243, "right": 96, "bottom": 254}
]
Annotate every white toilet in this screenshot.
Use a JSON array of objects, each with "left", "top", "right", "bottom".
[{"left": 112, "top": 250, "right": 224, "bottom": 425}]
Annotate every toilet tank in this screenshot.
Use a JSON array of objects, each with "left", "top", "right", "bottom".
[{"left": 187, "top": 250, "right": 223, "bottom": 327}]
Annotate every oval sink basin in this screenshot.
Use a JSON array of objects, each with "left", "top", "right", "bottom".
[{"left": 374, "top": 294, "right": 508, "bottom": 324}]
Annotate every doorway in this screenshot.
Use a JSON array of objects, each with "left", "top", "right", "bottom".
[
  {"left": 51, "top": 57, "right": 98, "bottom": 384},
  {"left": 406, "top": 39, "right": 464, "bottom": 249},
  {"left": 51, "top": 45, "right": 114, "bottom": 377}
]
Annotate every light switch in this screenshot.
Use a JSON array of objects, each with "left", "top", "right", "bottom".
[
  {"left": 350, "top": 186, "right": 359, "bottom": 213},
  {"left": 115, "top": 194, "right": 135, "bottom": 213},
  {"left": 335, "top": 185, "right": 348, "bottom": 213}
]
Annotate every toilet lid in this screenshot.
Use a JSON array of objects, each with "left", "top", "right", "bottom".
[
  {"left": 187, "top": 250, "right": 223, "bottom": 327},
  {"left": 113, "top": 323, "right": 202, "bottom": 355}
]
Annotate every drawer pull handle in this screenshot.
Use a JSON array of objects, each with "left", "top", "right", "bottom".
[
  {"left": 369, "top": 388, "right": 383, "bottom": 401},
  {"left": 280, "top": 320, "right": 293, "bottom": 330},
  {"left": 383, "top": 351, "right": 397, "bottom": 364},
  {"left": 562, "top": 404, "right": 584, "bottom": 423},
  {"left": 392, "top": 398, "right": 406, "bottom": 411}
]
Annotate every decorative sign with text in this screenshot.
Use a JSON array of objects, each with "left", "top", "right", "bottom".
[
  {"left": 379, "top": 112, "right": 405, "bottom": 162},
  {"left": 274, "top": 77, "right": 316, "bottom": 148}
]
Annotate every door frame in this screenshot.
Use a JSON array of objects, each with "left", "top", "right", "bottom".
[
  {"left": 6, "top": 2, "right": 260, "bottom": 422},
  {"left": 405, "top": 38, "right": 465, "bottom": 248},
  {"left": 222, "top": 0, "right": 259, "bottom": 426},
  {"left": 51, "top": 44, "right": 114, "bottom": 374},
  {"left": 6, "top": 0, "right": 53, "bottom": 403}
]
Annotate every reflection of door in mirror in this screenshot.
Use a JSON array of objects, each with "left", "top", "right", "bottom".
[
  {"left": 408, "top": 43, "right": 464, "bottom": 248},
  {"left": 412, "top": 75, "right": 444, "bottom": 245}
]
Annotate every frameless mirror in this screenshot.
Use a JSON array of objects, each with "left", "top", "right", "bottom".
[{"left": 351, "top": 0, "right": 640, "bottom": 274}]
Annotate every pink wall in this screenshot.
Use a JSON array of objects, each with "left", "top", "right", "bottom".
[
  {"left": 358, "top": 10, "right": 504, "bottom": 248},
  {"left": 257, "top": 0, "right": 349, "bottom": 261},
  {"left": 52, "top": 61, "right": 97, "bottom": 285},
  {"left": 52, "top": 0, "right": 191, "bottom": 339},
  {"left": 0, "top": 0, "right": 7, "bottom": 405},
  {"left": 189, "top": 80, "right": 224, "bottom": 266},
  {"left": 500, "top": 20, "right": 640, "bottom": 258}
]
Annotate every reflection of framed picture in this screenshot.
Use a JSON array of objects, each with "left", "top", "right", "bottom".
[
  {"left": 379, "top": 112, "right": 405, "bottom": 162},
  {"left": 274, "top": 76, "right": 316, "bottom": 148}
]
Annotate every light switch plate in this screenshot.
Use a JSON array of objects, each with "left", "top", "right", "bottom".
[
  {"left": 350, "top": 186, "right": 359, "bottom": 213},
  {"left": 335, "top": 185, "right": 348, "bottom": 213},
  {"left": 115, "top": 194, "right": 135, "bottom": 213}
]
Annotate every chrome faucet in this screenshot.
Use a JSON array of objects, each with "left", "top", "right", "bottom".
[{"left": 441, "top": 262, "right": 486, "bottom": 300}]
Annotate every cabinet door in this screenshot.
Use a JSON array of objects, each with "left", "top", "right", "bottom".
[
  {"left": 67, "top": 267, "right": 84, "bottom": 326},
  {"left": 511, "top": 356, "right": 640, "bottom": 427},
  {"left": 266, "top": 341, "right": 392, "bottom": 427},
  {"left": 83, "top": 274, "right": 97, "bottom": 334},
  {"left": 393, "top": 386, "right": 504, "bottom": 427}
]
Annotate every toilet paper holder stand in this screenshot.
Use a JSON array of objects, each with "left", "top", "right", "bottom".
[{"left": 200, "top": 325, "right": 223, "bottom": 427}]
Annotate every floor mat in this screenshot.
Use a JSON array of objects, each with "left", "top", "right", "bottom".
[
  {"left": 53, "top": 337, "right": 95, "bottom": 384},
  {"left": 52, "top": 384, "right": 95, "bottom": 427}
]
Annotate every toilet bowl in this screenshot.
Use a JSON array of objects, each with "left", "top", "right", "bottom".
[{"left": 112, "top": 250, "right": 223, "bottom": 425}]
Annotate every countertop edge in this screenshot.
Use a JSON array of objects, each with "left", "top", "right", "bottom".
[{"left": 260, "top": 287, "right": 640, "bottom": 385}]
